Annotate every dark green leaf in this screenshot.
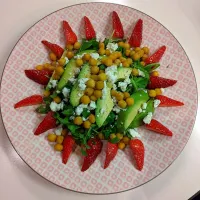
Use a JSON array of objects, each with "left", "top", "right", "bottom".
[
  {"left": 103, "top": 38, "right": 110, "bottom": 46},
  {"left": 50, "top": 92, "right": 58, "bottom": 98},
  {"left": 82, "top": 108, "right": 90, "bottom": 118},
  {"left": 81, "top": 148, "right": 87, "bottom": 156},
  {"left": 144, "top": 63, "right": 160, "bottom": 72},
  {"left": 78, "top": 38, "right": 99, "bottom": 53},
  {"left": 99, "top": 64, "right": 106, "bottom": 70},
  {"left": 35, "top": 105, "right": 50, "bottom": 114},
  {"left": 43, "top": 96, "right": 52, "bottom": 105},
  {"left": 110, "top": 137, "right": 120, "bottom": 144},
  {"left": 103, "top": 112, "right": 116, "bottom": 126},
  {"left": 62, "top": 107, "right": 74, "bottom": 116}
]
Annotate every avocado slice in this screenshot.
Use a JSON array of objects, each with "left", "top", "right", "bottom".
[
  {"left": 70, "top": 64, "right": 90, "bottom": 107},
  {"left": 117, "top": 67, "right": 132, "bottom": 80},
  {"left": 129, "top": 99, "right": 155, "bottom": 128},
  {"left": 117, "top": 90, "right": 149, "bottom": 132},
  {"left": 57, "top": 50, "right": 95, "bottom": 91},
  {"left": 95, "top": 82, "right": 114, "bottom": 127}
]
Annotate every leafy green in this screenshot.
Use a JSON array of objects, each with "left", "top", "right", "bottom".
[
  {"left": 81, "top": 148, "right": 87, "bottom": 156},
  {"left": 110, "top": 137, "right": 120, "bottom": 144},
  {"left": 82, "top": 108, "right": 90, "bottom": 118},
  {"left": 78, "top": 38, "right": 99, "bottom": 53},
  {"left": 35, "top": 105, "right": 50, "bottom": 114},
  {"left": 43, "top": 96, "right": 52, "bottom": 105},
  {"left": 144, "top": 63, "right": 160, "bottom": 72},
  {"left": 103, "top": 112, "right": 116, "bottom": 126},
  {"left": 103, "top": 38, "right": 125, "bottom": 46},
  {"left": 99, "top": 64, "right": 106, "bottom": 70},
  {"left": 50, "top": 92, "right": 58, "bottom": 98},
  {"left": 62, "top": 105, "right": 74, "bottom": 116},
  {"left": 116, "top": 46, "right": 126, "bottom": 57}
]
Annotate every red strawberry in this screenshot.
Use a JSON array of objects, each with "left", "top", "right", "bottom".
[
  {"left": 41, "top": 40, "right": 64, "bottom": 59},
  {"left": 156, "top": 95, "right": 184, "bottom": 107},
  {"left": 34, "top": 111, "right": 57, "bottom": 135},
  {"left": 14, "top": 95, "right": 43, "bottom": 109},
  {"left": 63, "top": 21, "right": 77, "bottom": 45},
  {"left": 128, "top": 19, "right": 143, "bottom": 47},
  {"left": 81, "top": 138, "right": 103, "bottom": 172},
  {"left": 84, "top": 16, "right": 96, "bottom": 40},
  {"left": 25, "top": 69, "right": 52, "bottom": 85},
  {"left": 148, "top": 76, "right": 177, "bottom": 89},
  {"left": 145, "top": 119, "right": 173, "bottom": 136},
  {"left": 112, "top": 11, "right": 124, "bottom": 38},
  {"left": 62, "top": 135, "right": 75, "bottom": 164},
  {"left": 104, "top": 142, "right": 118, "bottom": 169},
  {"left": 145, "top": 46, "right": 166, "bottom": 65},
  {"left": 130, "top": 139, "right": 144, "bottom": 171}
]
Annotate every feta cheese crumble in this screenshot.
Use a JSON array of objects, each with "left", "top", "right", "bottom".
[
  {"left": 113, "top": 106, "right": 121, "bottom": 113},
  {"left": 88, "top": 101, "right": 96, "bottom": 110},
  {"left": 50, "top": 101, "right": 64, "bottom": 112},
  {"left": 74, "top": 53, "right": 85, "bottom": 59},
  {"left": 49, "top": 80, "right": 57, "bottom": 89},
  {"left": 105, "top": 65, "right": 118, "bottom": 84},
  {"left": 154, "top": 99, "right": 161, "bottom": 108},
  {"left": 138, "top": 108, "right": 143, "bottom": 113},
  {"left": 129, "top": 128, "right": 141, "bottom": 138},
  {"left": 90, "top": 53, "right": 99, "bottom": 60},
  {"left": 102, "top": 81, "right": 107, "bottom": 99},
  {"left": 69, "top": 77, "right": 76, "bottom": 84},
  {"left": 55, "top": 127, "right": 63, "bottom": 136},
  {"left": 78, "top": 78, "right": 89, "bottom": 91},
  {"left": 65, "top": 57, "right": 69, "bottom": 65},
  {"left": 62, "top": 87, "right": 70, "bottom": 98},
  {"left": 118, "top": 77, "right": 131, "bottom": 92},
  {"left": 75, "top": 104, "right": 87, "bottom": 115},
  {"left": 143, "top": 112, "right": 153, "bottom": 124},
  {"left": 138, "top": 69, "right": 145, "bottom": 77},
  {"left": 106, "top": 42, "right": 118, "bottom": 52},
  {"left": 142, "top": 103, "right": 147, "bottom": 110}
]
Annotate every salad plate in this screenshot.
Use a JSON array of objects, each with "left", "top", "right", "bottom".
[{"left": 0, "top": 2, "right": 197, "bottom": 194}]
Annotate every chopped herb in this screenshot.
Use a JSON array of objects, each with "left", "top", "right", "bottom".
[
  {"left": 35, "top": 105, "right": 50, "bottom": 114},
  {"left": 82, "top": 108, "right": 90, "bottom": 118},
  {"left": 77, "top": 38, "right": 99, "bottom": 53}
]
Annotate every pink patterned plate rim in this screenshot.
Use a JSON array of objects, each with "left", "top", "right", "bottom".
[{"left": 0, "top": 2, "right": 198, "bottom": 194}]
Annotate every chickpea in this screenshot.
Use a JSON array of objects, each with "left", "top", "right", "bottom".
[
  {"left": 122, "top": 61, "right": 130, "bottom": 68},
  {"left": 135, "top": 47, "right": 141, "bottom": 52},
  {"left": 85, "top": 88, "right": 94, "bottom": 96},
  {"left": 94, "top": 90, "right": 102, "bottom": 98},
  {"left": 115, "top": 92, "right": 124, "bottom": 101},
  {"left": 49, "top": 52, "right": 57, "bottom": 61},
  {"left": 140, "top": 61, "right": 146, "bottom": 66},
  {"left": 51, "top": 61, "right": 57, "bottom": 67},
  {"left": 151, "top": 71, "right": 159, "bottom": 77},
  {"left": 99, "top": 42, "right": 105, "bottom": 49},
  {"left": 124, "top": 42, "right": 131, "bottom": 50},
  {"left": 111, "top": 90, "right": 117, "bottom": 96},
  {"left": 48, "top": 65, "right": 56, "bottom": 71},
  {"left": 123, "top": 92, "right": 130, "bottom": 99},
  {"left": 74, "top": 116, "right": 83, "bottom": 125},
  {"left": 148, "top": 90, "right": 157, "bottom": 98},
  {"left": 43, "top": 90, "right": 50, "bottom": 97},
  {"left": 114, "top": 59, "right": 121, "bottom": 66},
  {"left": 54, "top": 144, "right": 63, "bottom": 151},
  {"left": 119, "top": 57, "right": 126, "bottom": 63},
  {"left": 138, "top": 49, "right": 145, "bottom": 57},
  {"left": 90, "top": 75, "right": 99, "bottom": 81},
  {"left": 98, "top": 73, "right": 107, "bottom": 81},
  {"left": 118, "top": 100, "right": 127, "bottom": 108},
  {"left": 132, "top": 68, "right": 139, "bottom": 76},
  {"left": 109, "top": 53, "right": 117, "bottom": 61},
  {"left": 98, "top": 48, "right": 106, "bottom": 55},
  {"left": 104, "top": 58, "right": 113, "bottom": 67},
  {"left": 142, "top": 46, "right": 150, "bottom": 55},
  {"left": 155, "top": 88, "right": 162, "bottom": 95},
  {"left": 96, "top": 81, "right": 104, "bottom": 90},
  {"left": 122, "top": 136, "right": 130, "bottom": 145},
  {"left": 133, "top": 53, "right": 140, "bottom": 61},
  {"left": 56, "top": 135, "right": 64, "bottom": 144},
  {"left": 130, "top": 50, "right": 136, "bottom": 57},
  {"left": 80, "top": 95, "right": 91, "bottom": 104},
  {"left": 105, "top": 49, "right": 111, "bottom": 56},
  {"left": 55, "top": 66, "right": 64, "bottom": 76},
  {"left": 118, "top": 41, "right": 124, "bottom": 47},
  {"left": 86, "top": 79, "right": 95, "bottom": 88},
  {"left": 89, "top": 58, "right": 98, "bottom": 66},
  {"left": 74, "top": 41, "right": 81, "bottom": 50},
  {"left": 98, "top": 132, "right": 104, "bottom": 140},
  {"left": 88, "top": 114, "right": 96, "bottom": 123},
  {"left": 83, "top": 120, "right": 91, "bottom": 129},
  {"left": 116, "top": 51, "right": 122, "bottom": 58},
  {"left": 101, "top": 57, "right": 107, "bottom": 64},
  {"left": 76, "top": 58, "right": 84, "bottom": 67},
  {"left": 118, "top": 142, "right": 126, "bottom": 150},
  {"left": 126, "top": 97, "right": 134, "bottom": 106},
  {"left": 66, "top": 44, "right": 74, "bottom": 50},
  {"left": 35, "top": 65, "right": 43, "bottom": 70},
  {"left": 58, "top": 58, "right": 66, "bottom": 66},
  {"left": 116, "top": 133, "right": 123, "bottom": 140},
  {"left": 90, "top": 95, "right": 97, "bottom": 101},
  {"left": 110, "top": 133, "right": 116, "bottom": 139},
  {"left": 47, "top": 133, "right": 57, "bottom": 142},
  {"left": 142, "top": 54, "right": 148, "bottom": 61},
  {"left": 53, "top": 96, "right": 61, "bottom": 103},
  {"left": 83, "top": 53, "right": 91, "bottom": 61},
  {"left": 125, "top": 49, "right": 131, "bottom": 57},
  {"left": 61, "top": 129, "right": 68, "bottom": 136},
  {"left": 127, "top": 58, "right": 133, "bottom": 65},
  {"left": 43, "top": 63, "right": 51, "bottom": 69},
  {"left": 91, "top": 65, "right": 99, "bottom": 75},
  {"left": 52, "top": 73, "right": 60, "bottom": 80},
  {"left": 66, "top": 51, "right": 74, "bottom": 59}
]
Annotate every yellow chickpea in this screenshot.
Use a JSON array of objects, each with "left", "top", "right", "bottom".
[
  {"left": 118, "top": 41, "right": 125, "bottom": 47},
  {"left": 54, "top": 144, "right": 63, "bottom": 151},
  {"left": 111, "top": 90, "right": 117, "bottom": 96},
  {"left": 132, "top": 68, "right": 139, "bottom": 76},
  {"left": 56, "top": 135, "right": 64, "bottom": 144},
  {"left": 142, "top": 47, "right": 150, "bottom": 55},
  {"left": 47, "top": 133, "right": 57, "bottom": 142},
  {"left": 124, "top": 42, "right": 131, "bottom": 50},
  {"left": 114, "top": 59, "right": 121, "bottom": 66},
  {"left": 51, "top": 61, "right": 57, "bottom": 67},
  {"left": 53, "top": 96, "right": 61, "bottom": 103},
  {"left": 74, "top": 41, "right": 81, "bottom": 49},
  {"left": 76, "top": 59, "right": 84, "bottom": 67},
  {"left": 104, "top": 58, "right": 113, "bottom": 67},
  {"left": 135, "top": 47, "right": 141, "bottom": 52},
  {"left": 74, "top": 116, "right": 83, "bottom": 125},
  {"left": 105, "top": 49, "right": 111, "bottom": 56},
  {"left": 110, "top": 133, "right": 116, "bottom": 139},
  {"left": 101, "top": 57, "right": 107, "bottom": 64},
  {"left": 140, "top": 61, "right": 146, "bottom": 66},
  {"left": 58, "top": 58, "right": 66, "bottom": 66},
  {"left": 94, "top": 90, "right": 102, "bottom": 98},
  {"left": 52, "top": 73, "right": 60, "bottom": 80},
  {"left": 155, "top": 88, "right": 162, "bottom": 95},
  {"left": 49, "top": 52, "right": 57, "bottom": 61},
  {"left": 123, "top": 92, "right": 130, "bottom": 99},
  {"left": 99, "top": 42, "right": 105, "bottom": 49},
  {"left": 86, "top": 79, "right": 95, "bottom": 88},
  {"left": 85, "top": 88, "right": 94, "bottom": 96},
  {"left": 133, "top": 53, "right": 141, "bottom": 61},
  {"left": 90, "top": 75, "right": 99, "bottom": 81},
  {"left": 80, "top": 95, "right": 91, "bottom": 104},
  {"left": 99, "top": 70, "right": 105, "bottom": 74},
  {"left": 43, "top": 90, "right": 50, "bottom": 97},
  {"left": 142, "top": 54, "right": 148, "bottom": 61},
  {"left": 91, "top": 66, "right": 99, "bottom": 75},
  {"left": 55, "top": 66, "right": 64, "bottom": 76},
  {"left": 96, "top": 81, "right": 104, "bottom": 90},
  {"left": 126, "top": 97, "right": 134, "bottom": 106},
  {"left": 83, "top": 53, "right": 91, "bottom": 61},
  {"left": 66, "top": 44, "right": 74, "bottom": 50},
  {"left": 98, "top": 48, "right": 106, "bottom": 56},
  {"left": 127, "top": 58, "right": 133, "bottom": 65},
  {"left": 122, "top": 136, "right": 130, "bottom": 145},
  {"left": 148, "top": 90, "right": 157, "bottom": 98},
  {"left": 98, "top": 73, "right": 107, "bottom": 81},
  {"left": 116, "top": 51, "right": 122, "bottom": 58},
  {"left": 98, "top": 133, "right": 104, "bottom": 140},
  {"left": 90, "top": 95, "right": 97, "bottom": 101},
  {"left": 35, "top": 65, "right": 43, "bottom": 70},
  {"left": 119, "top": 57, "right": 126, "bottom": 63},
  {"left": 118, "top": 142, "right": 126, "bottom": 150},
  {"left": 48, "top": 65, "right": 56, "bottom": 71},
  {"left": 118, "top": 100, "right": 127, "bottom": 108},
  {"left": 138, "top": 49, "right": 145, "bottom": 57},
  {"left": 83, "top": 120, "right": 91, "bottom": 129},
  {"left": 130, "top": 50, "right": 136, "bottom": 57},
  {"left": 151, "top": 71, "right": 159, "bottom": 77},
  {"left": 125, "top": 49, "right": 131, "bottom": 57},
  {"left": 115, "top": 92, "right": 124, "bottom": 101},
  {"left": 89, "top": 58, "right": 98, "bottom": 66},
  {"left": 122, "top": 61, "right": 130, "bottom": 68},
  {"left": 88, "top": 114, "right": 96, "bottom": 123},
  {"left": 61, "top": 129, "right": 68, "bottom": 136},
  {"left": 116, "top": 133, "right": 123, "bottom": 140},
  {"left": 109, "top": 53, "right": 117, "bottom": 61},
  {"left": 66, "top": 51, "right": 74, "bottom": 59}
]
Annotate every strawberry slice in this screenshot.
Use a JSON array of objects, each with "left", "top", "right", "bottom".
[
  {"left": 145, "top": 46, "right": 166, "bottom": 65},
  {"left": 104, "top": 142, "right": 118, "bottom": 169},
  {"left": 81, "top": 138, "right": 103, "bottom": 172},
  {"left": 34, "top": 111, "right": 57, "bottom": 135},
  {"left": 128, "top": 19, "right": 143, "bottom": 47},
  {"left": 129, "top": 139, "right": 144, "bottom": 171},
  {"left": 84, "top": 16, "right": 96, "bottom": 40},
  {"left": 14, "top": 95, "right": 43, "bottom": 109},
  {"left": 112, "top": 11, "right": 124, "bottom": 38},
  {"left": 62, "top": 135, "right": 75, "bottom": 164},
  {"left": 25, "top": 69, "right": 52, "bottom": 85},
  {"left": 63, "top": 21, "right": 77, "bottom": 45},
  {"left": 156, "top": 95, "right": 184, "bottom": 107},
  {"left": 148, "top": 76, "right": 177, "bottom": 89},
  {"left": 145, "top": 119, "right": 173, "bottom": 136},
  {"left": 41, "top": 40, "right": 64, "bottom": 59}
]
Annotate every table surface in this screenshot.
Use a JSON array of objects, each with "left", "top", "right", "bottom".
[{"left": 0, "top": 0, "right": 200, "bottom": 199}]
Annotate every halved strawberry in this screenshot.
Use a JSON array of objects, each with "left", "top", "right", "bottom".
[
  {"left": 129, "top": 139, "right": 144, "bottom": 171},
  {"left": 145, "top": 119, "right": 173, "bottom": 136},
  {"left": 14, "top": 95, "right": 43, "bottom": 109},
  {"left": 148, "top": 76, "right": 177, "bottom": 89},
  {"left": 41, "top": 40, "right": 64, "bottom": 59},
  {"left": 145, "top": 46, "right": 166, "bottom": 65},
  {"left": 62, "top": 135, "right": 75, "bottom": 164},
  {"left": 25, "top": 69, "right": 52, "bottom": 85},
  {"left": 81, "top": 138, "right": 102, "bottom": 172},
  {"left": 156, "top": 95, "right": 184, "bottom": 107},
  {"left": 63, "top": 21, "right": 77, "bottom": 45},
  {"left": 34, "top": 111, "right": 57, "bottom": 135},
  {"left": 104, "top": 142, "right": 118, "bottom": 169},
  {"left": 128, "top": 19, "right": 143, "bottom": 47},
  {"left": 112, "top": 11, "right": 124, "bottom": 38},
  {"left": 84, "top": 16, "right": 96, "bottom": 40}
]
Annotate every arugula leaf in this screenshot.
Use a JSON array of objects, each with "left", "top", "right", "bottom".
[
  {"left": 50, "top": 92, "right": 58, "bottom": 98},
  {"left": 99, "top": 64, "right": 106, "bottom": 70},
  {"left": 110, "top": 137, "right": 120, "bottom": 144},
  {"left": 43, "top": 96, "right": 52, "bottom": 105},
  {"left": 144, "top": 63, "right": 160, "bottom": 72},
  {"left": 103, "top": 112, "right": 116, "bottom": 126},
  {"left": 78, "top": 38, "right": 99, "bottom": 53},
  {"left": 62, "top": 106, "right": 74, "bottom": 116},
  {"left": 132, "top": 77, "right": 149, "bottom": 89},
  {"left": 82, "top": 108, "right": 90, "bottom": 118},
  {"left": 116, "top": 46, "right": 126, "bottom": 57},
  {"left": 35, "top": 105, "right": 50, "bottom": 114}
]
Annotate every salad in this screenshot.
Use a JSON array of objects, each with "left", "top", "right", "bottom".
[{"left": 14, "top": 12, "right": 184, "bottom": 172}]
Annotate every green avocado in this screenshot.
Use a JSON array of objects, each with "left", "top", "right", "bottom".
[
  {"left": 70, "top": 64, "right": 90, "bottom": 107},
  {"left": 117, "top": 90, "right": 149, "bottom": 132},
  {"left": 57, "top": 50, "right": 95, "bottom": 91},
  {"left": 95, "top": 82, "right": 114, "bottom": 127},
  {"left": 129, "top": 99, "right": 155, "bottom": 128},
  {"left": 117, "top": 67, "right": 132, "bottom": 80}
]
